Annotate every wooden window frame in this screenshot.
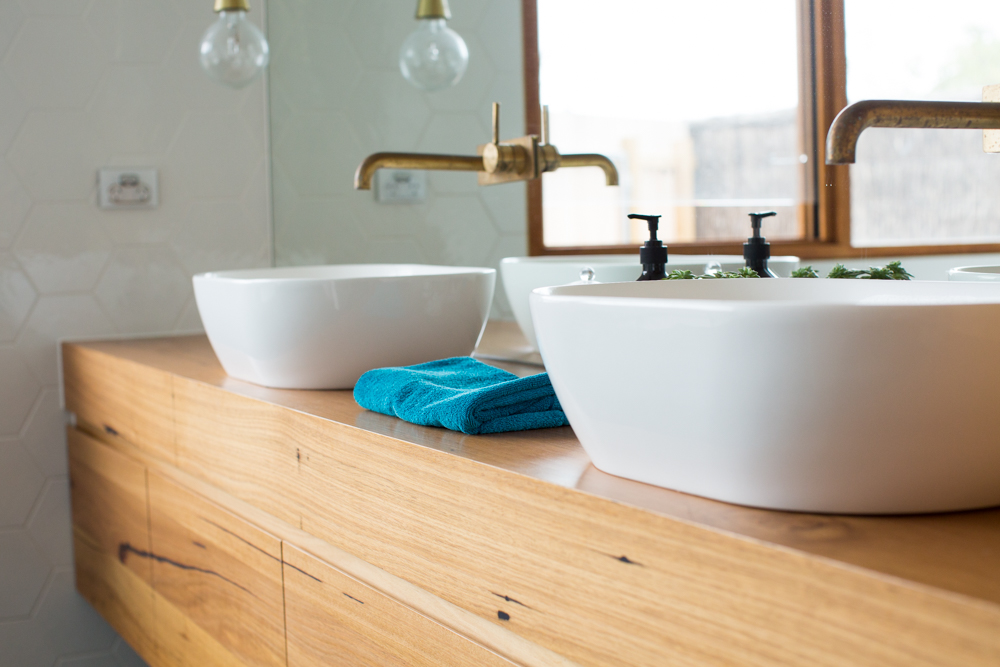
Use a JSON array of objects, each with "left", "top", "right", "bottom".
[{"left": 522, "top": 0, "right": 1000, "bottom": 259}]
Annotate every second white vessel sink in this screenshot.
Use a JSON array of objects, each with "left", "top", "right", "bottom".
[
  {"left": 501, "top": 254, "right": 800, "bottom": 349},
  {"left": 531, "top": 279, "right": 1000, "bottom": 514},
  {"left": 194, "top": 264, "right": 495, "bottom": 389}
]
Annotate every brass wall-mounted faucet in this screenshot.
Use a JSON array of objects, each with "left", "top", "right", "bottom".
[
  {"left": 826, "top": 92, "right": 1000, "bottom": 164},
  {"left": 354, "top": 103, "right": 619, "bottom": 190}
]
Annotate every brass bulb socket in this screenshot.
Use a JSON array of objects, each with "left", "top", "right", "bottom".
[
  {"left": 215, "top": 0, "right": 250, "bottom": 12},
  {"left": 416, "top": 0, "right": 451, "bottom": 20}
]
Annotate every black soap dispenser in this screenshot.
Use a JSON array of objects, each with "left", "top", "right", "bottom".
[
  {"left": 744, "top": 211, "right": 777, "bottom": 278},
  {"left": 629, "top": 214, "right": 668, "bottom": 281}
]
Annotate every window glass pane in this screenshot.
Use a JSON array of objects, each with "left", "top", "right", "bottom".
[
  {"left": 538, "top": 0, "right": 804, "bottom": 247},
  {"left": 846, "top": 0, "right": 1000, "bottom": 246}
]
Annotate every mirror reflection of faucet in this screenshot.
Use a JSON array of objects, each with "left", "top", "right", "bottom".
[{"left": 353, "top": 102, "right": 620, "bottom": 190}]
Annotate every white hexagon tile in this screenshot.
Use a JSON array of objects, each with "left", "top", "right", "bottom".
[{"left": 0, "top": 0, "right": 272, "bottom": 663}]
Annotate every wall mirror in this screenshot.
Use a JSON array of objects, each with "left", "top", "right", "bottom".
[{"left": 268, "top": 0, "right": 1000, "bottom": 279}]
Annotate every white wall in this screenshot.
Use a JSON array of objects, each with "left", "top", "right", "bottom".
[
  {"left": 268, "top": 0, "right": 527, "bottom": 319},
  {"left": 0, "top": 0, "right": 272, "bottom": 664}
]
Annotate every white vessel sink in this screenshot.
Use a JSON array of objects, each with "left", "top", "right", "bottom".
[
  {"left": 194, "top": 264, "right": 495, "bottom": 389},
  {"left": 531, "top": 279, "right": 1000, "bottom": 514},
  {"left": 501, "top": 254, "right": 799, "bottom": 349}
]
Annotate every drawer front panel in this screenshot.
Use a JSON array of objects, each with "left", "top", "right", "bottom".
[
  {"left": 148, "top": 472, "right": 285, "bottom": 667},
  {"left": 283, "top": 543, "right": 515, "bottom": 667},
  {"left": 69, "top": 427, "right": 151, "bottom": 585},
  {"left": 68, "top": 428, "right": 156, "bottom": 656}
]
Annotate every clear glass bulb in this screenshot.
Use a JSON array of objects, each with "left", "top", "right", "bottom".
[
  {"left": 200, "top": 10, "right": 270, "bottom": 89},
  {"left": 399, "top": 18, "right": 469, "bottom": 92}
]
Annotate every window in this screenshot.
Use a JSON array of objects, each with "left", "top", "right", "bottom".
[{"left": 524, "top": 0, "right": 1000, "bottom": 258}]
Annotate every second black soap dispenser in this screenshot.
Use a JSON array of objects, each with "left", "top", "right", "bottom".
[
  {"left": 629, "top": 213, "right": 667, "bottom": 281},
  {"left": 744, "top": 211, "right": 777, "bottom": 278}
]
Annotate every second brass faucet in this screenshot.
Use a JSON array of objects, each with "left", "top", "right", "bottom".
[{"left": 354, "top": 103, "right": 619, "bottom": 190}]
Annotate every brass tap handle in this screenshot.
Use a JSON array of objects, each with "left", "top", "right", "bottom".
[
  {"left": 483, "top": 101, "right": 530, "bottom": 175},
  {"left": 541, "top": 105, "right": 550, "bottom": 145},
  {"left": 492, "top": 102, "right": 500, "bottom": 145}
]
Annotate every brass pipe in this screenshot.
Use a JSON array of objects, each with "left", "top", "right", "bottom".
[
  {"left": 826, "top": 100, "right": 1000, "bottom": 164},
  {"left": 559, "top": 153, "right": 620, "bottom": 186},
  {"left": 354, "top": 152, "right": 484, "bottom": 190}
]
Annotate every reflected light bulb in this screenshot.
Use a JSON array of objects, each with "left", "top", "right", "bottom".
[
  {"left": 399, "top": 1, "right": 469, "bottom": 92},
  {"left": 200, "top": 0, "right": 270, "bottom": 89}
]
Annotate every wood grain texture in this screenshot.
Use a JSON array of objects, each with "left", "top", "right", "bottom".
[
  {"left": 70, "top": 428, "right": 248, "bottom": 667},
  {"left": 64, "top": 343, "right": 177, "bottom": 462},
  {"left": 64, "top": 332, "right": 1000, "bottom": 667},
  {"left": 283, "top": 543, "right": 516, "bottom": 667},
  {"left": 69, "top": 427, "right": 152, "bottom": 586},
  {"left": 148, "top": 472, "right": 286, "bottom": 667},
  {"left": 70, "top": 426, "right": 156, "bottom": 659},
  {"left": 85, "top": 425, "right": 578, "bottom": 667}
]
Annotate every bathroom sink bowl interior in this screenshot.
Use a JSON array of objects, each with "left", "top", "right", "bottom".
[
  {"left": 530, "top": 278, "right": 1000, "bottom": 514},
  {"left": 194, "top": 264, "right": 495, "bottom": 390},
  {"left": 501, "top": 254, "right": 800, "bottom": 349}
]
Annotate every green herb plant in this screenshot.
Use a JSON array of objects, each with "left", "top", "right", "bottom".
[
  {"left": 825, "top": 260, "right": 912, "bottom": 280},
  {"left": 664, "top": 266, "right": 760, "bottom": 280},
  {"left": 662, "top": 261, "right": 912, "bottom": 280}
]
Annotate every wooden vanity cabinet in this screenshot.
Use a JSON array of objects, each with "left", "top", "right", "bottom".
[
  {"left": 282, "top": 543, "right": 515, "bottom": 667},
  {"left": 63, "top": 334, "right": 1000, "bottom": 667},
  {"left": 69, "top": 429, "right": 155, "bottom": 656},
  {"left": 146, "top": 473, "right": 286, "bottom": 667},
  {"left": 68, "top": 427, "right": 524, "bottom": 667}
]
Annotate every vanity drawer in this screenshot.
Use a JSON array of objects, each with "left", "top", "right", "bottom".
[
  {"left": 283, "top": 543, "right": 517, "bottom": 667},
  {"left": 147, "top": 472, "right": 286, "bottom": 667},
  {"left": 68, "top": 428, "right": 155, "bottom": 654}
]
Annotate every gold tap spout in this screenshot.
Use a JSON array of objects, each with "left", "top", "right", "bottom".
[
  {"left": 826, "top": 99, "right": 1000, "bottom": 164},
  {"left": 353, "top": 102, "right": 620, "bottom": 190},
  {"left": 559, "top": 153, "right": 619, "bottom": 186},
  {"left": 354, "top": 152, "right": 484, "bottom": 190}
]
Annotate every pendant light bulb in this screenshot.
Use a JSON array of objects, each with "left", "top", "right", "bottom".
[
  {"left": 200, "top": 0, "right": 270, "bottom": 89},
  {"left": 399, "top": 0, "right": 469, "bottom": 92}
]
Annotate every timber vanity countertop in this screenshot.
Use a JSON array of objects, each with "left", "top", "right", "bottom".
[{"left": 63, "top": 321, "right": 1000, "bottom": 666}]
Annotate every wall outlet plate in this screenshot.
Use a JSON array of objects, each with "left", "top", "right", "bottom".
[
  {"left": 98, "top": 168, "right": 158, "bottom": 209},
  {"left": 374, "top": 169, "right": 427, "bottom": 204}
]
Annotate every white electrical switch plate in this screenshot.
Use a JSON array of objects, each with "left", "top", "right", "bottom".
[
  {"left": 98, "top": 168, "right": 158, "bottom": 209},
  {"left": 374, "top": 169, "right": 427, "bottom": 204}
]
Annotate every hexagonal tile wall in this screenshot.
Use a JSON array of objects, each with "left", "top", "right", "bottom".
[
  {"left": 0, "top": 441, "right": 45, "bottom": 527},
  {"left": 0, "top": 1, "right": 272, "bottom": 664},
  {"left": 96, "top": 245, "right": 191, "bottom": 333},
  {"left": 0, "top": 252, "right": 36, "bottom": 343},
  {"left": 0, "top": 531, "right": 50, "bottom": 618}
]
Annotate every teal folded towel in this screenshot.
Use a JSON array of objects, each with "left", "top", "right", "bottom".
[{"left": 353, "top": 357, "right": 569, "bottom": 435}]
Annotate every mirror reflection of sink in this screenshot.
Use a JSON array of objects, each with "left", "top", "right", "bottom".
[
  {"left": 193, "top": 264, "right": 495, "bottom": 390},
  {"left": 501, "top": 254, "right": 800, "bottom": 349},
  {"left": 949, "top": 265, "right": 1000, "bottom": 281},
  {"left": 530, "top": 279, "right": 1000, "bottom": 514}
]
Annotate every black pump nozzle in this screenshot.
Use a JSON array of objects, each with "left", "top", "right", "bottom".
[
  {"left": 629, "top": 214, "right": 667, "bottom": 281},
  {"left": 744, "top": 211, "right": 777, "bottom": 278}
]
